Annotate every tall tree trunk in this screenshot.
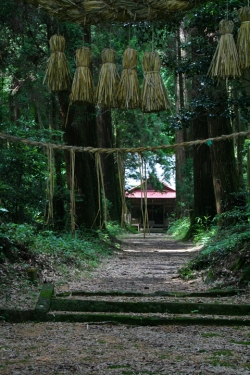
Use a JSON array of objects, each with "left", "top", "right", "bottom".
[
  {"left": 175, "top": 25, "right": 187, "bottom": 218},
  {"left": 190, "top": 26, "right": 216, "bottom": 228},
  {"left": 65, "top": 104, "right": 99, "bottom": 228},
  {"left": 247, "top": 134, "right": 250, "bottom": 192},
  {"left": 207, "top": 84, "right": 240, "bottom": 216},
  {"left": 192, "top": 111, "right": 216, "bottom": 222},
  {"left": 50, "top": 93, "right": 66, "bottom": 230},
  {"left": 96, "top": 108, "right": 121, "bottom": 222},
  {"left": 58, "top": 26, "right": 100, "bottom": 229},
  {"left": 233, "top": 88, "right": 244, "bottom": 188},
  {"left": 242, "top": 70, "right": 250, "bottom": 192}
]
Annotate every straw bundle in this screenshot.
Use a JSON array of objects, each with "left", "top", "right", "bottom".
[
  {"left": 95, "top": 153, "right": 107, "bottom": 227},
  {"left": 116, "top": 47, "right": 140, "bottom": 109},
  {"left": 43, "top": 35, "right": 71, "bottom": 91},
  {"left": 70, "top": 47, "right": 95, "bottom": 104},
  {"left": 207, "top": 20, "right": 241, "bottom": 79},
  {"left": 117, "top": 151, "right": 127, "bottom": 227},
  {"left": 45, "top": 146, "right": 54, "bottom": 224},
  {"left": 139, "top": 155, "right": 149, "bottom": 237},
  {"left": 141, "top": 51, "right": 169, "bottom": 113},
  {"left": 25, "top": 0, "right": 213, "bottom": 25},
  {"left": 70, "top": 149, "right": 76, "bottom": 236},
  {"left": 95, "top": 48, "right": 120, "bottom": 108},
  {"left": 237, "top": 7, "right": 250, "bottom": 70}
]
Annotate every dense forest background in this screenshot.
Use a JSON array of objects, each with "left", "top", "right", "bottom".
[{"left": 1, "top": 0, "right": 250, "bottom": 235}]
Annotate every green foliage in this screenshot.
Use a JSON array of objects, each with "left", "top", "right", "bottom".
[
  {"left": 0, "top": 223, "right": 35, "bottom": 246},
  {"left": 2, "top": 0, "right": 249, "bottom": 234},
  {"left": 175, "top": 158, "right": 194, "bottom": 213},
  {"left": 201, "top": 224, "right": 250, "bottom": 256},
  {"left": 0, "top": 223, "right": 114, "bottom": 270},
  {"left": 167, "top": 216, "right": 190, "bottom": 240},
  {"left": 178, "top": 201, "right": 250, "bottom": 284},
  {"left": 113, "top": 108, "right": 174, "bottom": 185},
  {"left": 33, "top": 229, "right": 113, "bottom": 262},
  {"left": 97, "top": 221, "right": 133, "bottom": 249},
  {"left": 241, "top": 266, "right": 250, "bottom": 282},
  {"left": 0, "top": 121, "right": 68, "bottom": 225},
  {"left": 178, "top": 264, "right": 196, "bottom": 280},
  {"left": 0, "top": 143, "right": 46, "bottom": 223},
  {"left": 105, "top": 221, "right": 126, "bottom": 238},
  {"left": 193, "top": 216, "right": 217, "bottom": 246}
]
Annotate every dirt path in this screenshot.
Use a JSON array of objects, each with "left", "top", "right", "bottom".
[
  {"left": 1, "top": 234, "right": 250, "bottom": 375},
  {"left": 56, "top": 233, "right": 204, "bottom": 294}
]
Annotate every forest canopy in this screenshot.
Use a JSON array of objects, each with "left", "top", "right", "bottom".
[{"left": 0, "top": 0, "right": 250, "bottom": 233}]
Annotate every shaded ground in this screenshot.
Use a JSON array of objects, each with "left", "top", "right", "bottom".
[
  {"left": 1, "top": 233, "right": 250, "bottom": 375},
  {"left": 56, "top": 234, "right": 204, "bottom": 295},
  {"left": 1, "top": 322, "right": 250, "bottom": 374}
]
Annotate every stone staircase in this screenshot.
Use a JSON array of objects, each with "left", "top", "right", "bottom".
[
  {"left": 43, "top": 284, "right": 250, "bottom": 326},
  {"left": 1, "top": 284, "right": 250, "bottom": 325}
]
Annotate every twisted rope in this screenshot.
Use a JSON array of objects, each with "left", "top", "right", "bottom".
[{"left": 0, "top": 129, "right": 249, "bottom": 154}]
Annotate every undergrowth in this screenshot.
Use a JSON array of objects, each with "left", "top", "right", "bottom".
[
  {"left": 167, "top": 217, "right": 190, "bottom": 240},
  {"left": 168, "top": 207, "right": 250, "bottom": 287},
  {"left": 0, "top": 222, "right": 121, "bottom": 285}
]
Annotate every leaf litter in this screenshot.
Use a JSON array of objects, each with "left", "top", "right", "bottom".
[{"left": 1, "top": 233, "right": 250, "bottom": 374}]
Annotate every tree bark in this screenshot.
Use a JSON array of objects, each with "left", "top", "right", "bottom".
[
  {"left": 207, "top": 84, "right": 240, "bottom": 216},
  {"left": 190, "top": 26, "right": 216, "bottom": 226},
  {"left": 175, "top": 25, "right": 187, "bottom": 218},
  {"left": 96, "top": 108, "right": 121, "bottom": 222},
  {"left": 58, "top": 26, "right": 100, "bottom": 229},
  {"left": 60, "top": 98, "right": 99, "bottom": 229},
  {"left": 232, "top": 88, "right": 244, "bottom": 188},
  {"left": 49, "top": 93, "right": 66, "bottom": 230},
  {"left": 192, "top": 111, "right": 216, "bottom": 222}
]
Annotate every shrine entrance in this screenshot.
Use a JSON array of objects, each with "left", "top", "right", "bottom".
[{"left": 126, "top": 180, "right": 176, "bottom": 230}]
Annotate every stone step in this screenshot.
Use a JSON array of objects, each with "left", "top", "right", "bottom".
[
  {"left": 1, "top": 284, "right": 250, "bottom": 325},
  {"left": 50, "top": 297, "right": 250, "bottom": 316},
  {"left": 47, "top": 311, "right": 250, "bottom": 326},
  {"left": 56, "top": 288, "right": 244, "bottom": 298}
]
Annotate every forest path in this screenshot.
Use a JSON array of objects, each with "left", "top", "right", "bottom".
[
  {"left": 56, "top": 233, "right": 205, "bottom": 294},
  {"left": 2, "top": 235, "right": 250, "bottom": 375}
]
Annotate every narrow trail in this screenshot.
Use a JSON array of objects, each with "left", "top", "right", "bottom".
[
  {"left": 56, "top": 233, "right": 204, "bottom": 294},
  {"left": 2, "top": 234, "right": 250, "bottom": 375}
]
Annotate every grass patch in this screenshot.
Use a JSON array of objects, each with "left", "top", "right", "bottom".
[
  {"left": 177, "top": 214, "right": 250, "bottom": 285},
  {"left": 167, "top": 217, "right": 190, "bottom": 240},
  {"left": 208, "top": 350, "right": 235, "bottom": 368},
  {"left": 201, "top": 332, "right": 221, "bottom": 338},
  {"left": 231, "top": 340, "right": 250, "bottom": 345},
  {"left": 212, "top": 350, "right": 233, "bottom": 356},
  {"left": 0, "top": 222, "right": 119, "bottom": 294},
  {"left": 159, "top": 353, "right": 170, "bottom": 359},
  {"left": 108, "top": 365, "right": 131, "bottom": 369},
  {"left": 208, "top": 358, "right": 235, "bottom": 367}
]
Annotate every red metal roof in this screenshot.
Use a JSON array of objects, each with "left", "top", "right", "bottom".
[
  {"left": 126, "top": 190, "right": 176, "bottom": 199},
  {"left": 126, "top": 181, "right": 176, "bottom": 199}
]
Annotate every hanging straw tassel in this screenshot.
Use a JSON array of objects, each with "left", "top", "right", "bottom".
[
  {"left": 117, "top": 152, "right": 127, "bottom": 228},
  {"left": 95, "top": 153, "right": 107, "bottom": 227},
  {"left": 70, "top": 47, "right": 95, "bottom": 104},
  {"left": 95, "top": 48, "right": 120, "bottom": 108},
  {"left": 43, "top": 35, "right": 71, "bottom": 91},
  {"left": 116, "top": 47, "right": 140, "bottom": 109},
  {"left": 141, "top": 51, "right": 170, "bottom": 113},
  {"left": 138, "top": 154, "right": 149, "bottom": 238},
  {"left": 45, "top": 146, "right": 54, "bottom": 225},
  {"left": 237, "top": 7, "right": 250, "bottom": 70},
  {"left": 70, "top": 149, "right": 76, "bottom": 237},
  {"left": 207, "top": 19, "right": 241, "bottom": 79}
]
